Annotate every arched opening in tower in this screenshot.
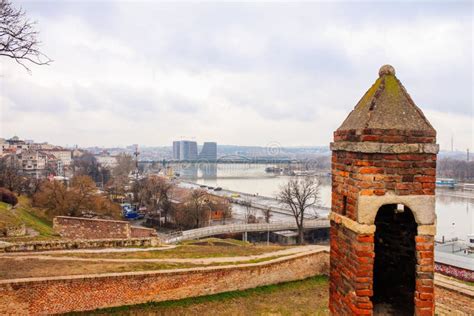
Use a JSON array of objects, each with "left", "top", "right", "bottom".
[{"left": 372, "top": 204, "right": 417, "bottom": 315}]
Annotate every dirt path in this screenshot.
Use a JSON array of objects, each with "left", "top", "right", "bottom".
[
  {"left": 0, "top": 245, "right": 177, "bottom": 256},
  {"left": 1, "top": 245, "right": 328, "bottom": 265}
]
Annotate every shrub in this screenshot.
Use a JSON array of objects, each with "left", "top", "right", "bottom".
[{"left": 0, "top": 187, "right": 18, "bottom": 206}]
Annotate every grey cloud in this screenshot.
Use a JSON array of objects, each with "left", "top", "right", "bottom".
[
  {"left": 3, "top": 1, "right": 472, "bottom": 147},
  {"left": 2, "top": 80, "right": 69, "bottom": 114}
]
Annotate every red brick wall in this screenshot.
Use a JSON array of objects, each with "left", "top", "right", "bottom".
[
  {"left": 334, "top": 129, "right": 436, "bottom": 144},
  {"left": 435, "top": 283, "right": 474, "bottom": 315},
  {"left": 415, "top": 235, "right": 436, "bottom": 315},
  {"left": 332, "top": 151, "right": 436, "bottom": 221},
  {"left": 130, "top": 226, "right": 158, "bottom": 238},
  {"left": 330, "top": 130, "right": 437, "bottom": 315},
  {"left": 0, "top": 250, "right": 329, "bottom": 315},
  {"left": 53, "top": 217, "right": 158, "bottom": 239},
  {"left": 54, "top": 216, "right": 131, "bottom": 239},
  {"left": 330, "top": 223, "right": 374, "bottom": 315}
]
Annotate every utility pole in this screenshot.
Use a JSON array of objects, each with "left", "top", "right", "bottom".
[
  {"left": 468, "top": 148, "right": 470, "bottom": 162},
  {"left": 134, "top": 144, "right": 140, "bottom": 181}
]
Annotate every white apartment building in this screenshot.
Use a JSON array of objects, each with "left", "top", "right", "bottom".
[
  {"left": 19, "top": 150, "right": 47, "bottom": 172},
  {"left": 95, "top": 155, "right": 118, "bottom": 168},
  {"left": 1, "top": 136, "right": 30, "bottom": 156},
  {"left": 47, "top": 149, "right": 73, "bottom": 166}
]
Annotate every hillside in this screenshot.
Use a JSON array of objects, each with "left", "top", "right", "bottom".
[{"left": 0, "top": 197, "right": 55, "bottom": 240}]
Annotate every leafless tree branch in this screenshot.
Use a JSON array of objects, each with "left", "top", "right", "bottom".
[
  {"left": 0, "top": 0, "right": 52, "bottom": 73},
  {"left": 277, "top": 177, "right": 321, "bottom": 244}
]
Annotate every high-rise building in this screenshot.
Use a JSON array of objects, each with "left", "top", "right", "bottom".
[
  {"left": 173, "top": 140, "right": 198, "bottom": 160},
  {"left": 180, "top": 141, "right": 198, "bottom": 160},
  {"left": 172, "top": 140, "right": 216, "bottom": 161},
  {"left": 199, "top": 142, "right": 217, "bottom": 161},
  {"left": 172, "top": 141, "right": 180, "bottom": 160}
]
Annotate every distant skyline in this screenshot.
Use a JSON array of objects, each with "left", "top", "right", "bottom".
[{"left": 1, "top": 1, "right": 472, "bottom": 151}]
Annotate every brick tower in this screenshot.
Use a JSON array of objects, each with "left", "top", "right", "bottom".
[{"left": 329, "top": 65, "right": 438, "bottom": 315}]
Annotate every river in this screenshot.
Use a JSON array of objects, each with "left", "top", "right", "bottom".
[{"left": 174, "top": 163, "right": 474, "bottom": 242}]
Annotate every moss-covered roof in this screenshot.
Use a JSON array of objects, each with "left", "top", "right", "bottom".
[{"left": 337, "top": 65, "right": 435, "bottom": 132}]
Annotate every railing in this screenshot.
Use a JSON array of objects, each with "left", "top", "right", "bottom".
[{"left": 163, "top": 219, "right": 330, "bottom": 243}]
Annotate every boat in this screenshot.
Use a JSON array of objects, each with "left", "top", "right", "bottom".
[
  {"left": 265, "top": 166, "right": 282, "bottom": 173},
  {"left": 435, "top": 178, "right": 457, "bottom": 188}
]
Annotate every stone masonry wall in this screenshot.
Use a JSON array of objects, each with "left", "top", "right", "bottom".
[
  {"left": 53, "top": 216, "right": 157, "bottom": 239},
  {"left": 2, "top": 224, "right": 26, "bottom": 237},
  {"left": 0, "top": 237, "right": 160, "bottom": 253},
  {"left": 0, "top": 250, "right": 329, "bottom": 315}
]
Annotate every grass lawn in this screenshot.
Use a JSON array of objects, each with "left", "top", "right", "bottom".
[
  {"left": 0, "top": 196, "right": 56, "bottom": 240},
  {"left": 0, "top": 257, "right": 203, "bottom": 280},
  {"left": 0, "top": 254, "right": 288, "bottom": 280},
  {"left": 0, "top": 202, "right": 22, "bottom": 229},
  {"left": 71, "top": 275, "right": 330, "bottom": 315},
  {"left": 49, "top": 239, "right": 289, "bottom": 260}
]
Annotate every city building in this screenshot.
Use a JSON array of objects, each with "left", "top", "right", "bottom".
[
  {"left": 172, "top": 141, "right": 180, "bottom": 160},
  {"left": 1, "top": 136, "right": 29, "bottom": 156},
  {"left": 0, "top": 138, "right": 5, "bottom": 156},
  {"left": 180, "top": 141, "right": 198, "bottom": 160},
  {"left": 29, "top": 142, "right": 56, "bottom": 150},
  {"left": 95, "top": 154, "right": 118, "bottom": 169},
  {"left": 17, "top": 149, "right": 58, "bottom": 177},
  {"left": 49, "top": 149, "right": 72, "bottom": 166},
  {"left": 172, "top": 140, "right": 198, "bottom": 160},
  {"left": 199, "top": 142, "right": 217, "bottom": 161}
]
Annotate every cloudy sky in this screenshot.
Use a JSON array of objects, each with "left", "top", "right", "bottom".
[{"left": 1, "top": 1, "right": 472, "bottom": 151}]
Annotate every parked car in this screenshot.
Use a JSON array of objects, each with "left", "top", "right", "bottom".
[{"left": 214, "top": 187, "right": 222, "bottom": 191}]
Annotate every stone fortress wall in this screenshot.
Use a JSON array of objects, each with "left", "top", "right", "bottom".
[
  {"left": 0, "top": 249, "right": 471, "bottom": 315},
  {"left": 53, "top": 216, "right": 157, "bottom": 239},
  {"left": 0, "top": 249, "right": 329, "bottom": 315}
]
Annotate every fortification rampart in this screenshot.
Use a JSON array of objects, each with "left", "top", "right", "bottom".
[
  {"left": 53, "top": 216, "right": 157, "bottom": 239},
  {"left": 0, "top": 249, "right": 329, "bottom": 315}
]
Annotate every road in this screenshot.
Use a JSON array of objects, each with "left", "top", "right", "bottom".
[{"left": 178, "top": 181, "right": 330, "bottom": 222}]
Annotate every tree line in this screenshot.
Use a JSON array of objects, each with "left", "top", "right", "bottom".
[
  {"left": 437, "top": 158, "right": 474, "bottom": 182},
  {"left": 0, "top": 153, "right": 123, "bottom": 219}
]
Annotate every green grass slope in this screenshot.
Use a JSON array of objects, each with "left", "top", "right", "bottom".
[{"left": 0, "top": 197, "right": 55, "bottom": 239}]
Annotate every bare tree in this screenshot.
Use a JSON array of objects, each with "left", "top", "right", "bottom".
[
  {"left": 277, "top": 177, "right": 321, "bottom": 244},
  {"left": 174, "top": 189, "right": 210, "bottom": 229},
  {"left": 156, "top": 178, "right": 173, "bottom": 224},
  {"left": 113, "top": 154, "right": 134, "bottom": 178},
  {"left": 1, "top": 0, "right": 52, "bottom": 72},
  {"left": 134, "top": 176, "right": 172, "bottom": 217},
  {"left": 218, "top": 199, "right": 232, "bottom": 224},
  {"left": 242, "top": 197, "right": 256, "bottom": 223},
  {"left": 261, "top": 207, "right": 272, "bottom": 224},
  {"left": 0, "top": 155, "right": 25, "bottom": 193}
]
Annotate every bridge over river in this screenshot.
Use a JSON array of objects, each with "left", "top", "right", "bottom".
[
  {"left": 179, "top": 181, "right": 331, "bottom": 220},
  {"left": 163, "top": 219, "right": 330, "bottom": 243}
]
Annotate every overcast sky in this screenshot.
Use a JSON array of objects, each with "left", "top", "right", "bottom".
[{"left": 1, "top": 1, "right": 472, "bottom": 151}]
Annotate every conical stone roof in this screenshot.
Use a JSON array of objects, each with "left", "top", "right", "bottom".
[{"left": 337, "top": 65, "right": 435, "bottom": 133}]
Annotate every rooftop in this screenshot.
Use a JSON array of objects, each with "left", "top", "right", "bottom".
[{"left": 337, "top": 65, "right": 435, "bottom": 133}]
